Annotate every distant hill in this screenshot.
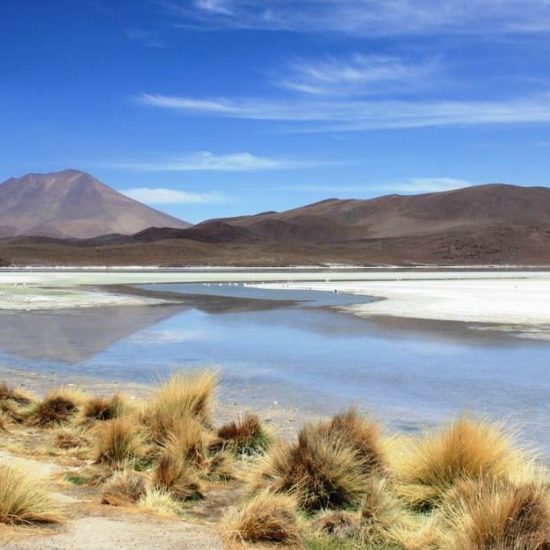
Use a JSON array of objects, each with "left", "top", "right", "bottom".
[
  {"left": 182, "top": 183, "right": 550, "bottom": 243},
  {"left": 2, "top": 183, "right": 550, "bottom": 266},
  {"left": 0, "top": 169, "right": 189, "bottom": 239}
]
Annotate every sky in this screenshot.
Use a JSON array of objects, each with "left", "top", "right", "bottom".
[{"left": 1, "top": 1, "right": 550, "bottom": 223}]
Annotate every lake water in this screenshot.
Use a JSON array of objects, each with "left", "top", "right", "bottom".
[{"left": 1, "top": 282, "right": 549, "bottom": 456}]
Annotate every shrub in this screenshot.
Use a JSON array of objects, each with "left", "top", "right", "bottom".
[
  {"left": 145, "top": 370, "right": 217, "bottom": 444},
  {"left": 396, "top": 417, "right": 522, "bottom": 509},
  {"left": 81, "top": 393, "right": 126, "bottom": 423},
  {"left": 27, "top": 388, "right": 86, "bottom": 427},
  {"left": 252, "top": 420, "right": 372, "bottom": 511},
  {"left": 153, "top": 435, "right": 204, "bottom": 501},
  {"left": 215, "top": 413, "right": 271, "bottom": 456},
  {"left": 137, "top": 488, "right": 182, "bottom": 516},
  {"left": 102, "top": 470, "right": 147, "bottom": 506},
  {"left": 441, "top": 477, "right": 550, "bottom": 550},
  {"left": 0, "top": 464, "right": 63, "bottom": 524},
  {"left": 54, "top": 429, "right": 89, "bottom": 450},
  {"left": 93, "top": 417, "right": 146, "bottom": 465},
  {"left": 223, "top": 491, "right": 301, "bottom": 546}
]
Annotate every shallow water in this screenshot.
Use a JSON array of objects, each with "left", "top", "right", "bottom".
[{"left": 1, "top": 282, "right": 549, "bottom": 457}]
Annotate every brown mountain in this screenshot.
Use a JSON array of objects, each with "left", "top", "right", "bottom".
[
  {"left": 182, "top": 183, "right": 550, "bottom": 244},
  {"left": 0, "top": 169, "right": 189, "bottom": 239},
  {"left": 2, "top": 183, "right": 550, "bottom": 266}
]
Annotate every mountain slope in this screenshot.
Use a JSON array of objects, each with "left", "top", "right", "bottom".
[
  {"left": 184, "top": 183, "right": 550, "bottom": 244},
  {"left": 0, "top": 169, "right": 190, "bottom": 238}
]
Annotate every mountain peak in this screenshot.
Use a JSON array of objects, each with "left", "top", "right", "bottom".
[{"left": 0, "top": 170, "right": 190, "bottom": 239}]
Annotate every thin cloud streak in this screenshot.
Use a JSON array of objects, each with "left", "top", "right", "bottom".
[
  {"left": 287, "top": 178, "right": 474, "bottom": 195},
  {"left": 122, "top": 187, "right": 225, "bottom": 204},
  {"left": 161, "top": 0, "right": 550, "bottom": 35},
  {"left": 139, "top": 92, "right": 550, "bottom": 130},
  {"left": 113, "top": 151, "right": 312, "bottom": 171},
  {"left": 276, "top": 53, "right": 442, "bottom": 96}
]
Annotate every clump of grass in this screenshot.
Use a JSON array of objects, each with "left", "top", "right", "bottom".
[
  {"left": 223, "top": 491, "right": 301, "bottom": 547},
  {"left": 252, "top": 419, "right": 372, "bottom": 511},
  {"left": 314, "top": 510, "right": 360, "bottom": 539},
  {"left": 395, "top": 417, "right": 523, "bottom": 510},
  {"left": 215, "top": 413, "right": 271, "bottom": 456},
  {"left": 0, "top": 382, "right": 35, "bottom": 423},
  {"left": 136, "top": 487, "right": 182, "bottom": 516},
  {"left": 145, "top": 370, "right": 217, "bottom": 444},
  {"left": 153, "top": 433, "right": 205, "bottom": 501},
  {"left": 441, "top": 476, "right": 550, "bottom": 550},
  {"left": 0, "top": 464, "right": 63, "bottom": 524},
  {"left": 0, "top": 410, "right": 11, "bottom": 432},
  {"left": 93, "top": 417, "right": 146, "bottom": 465},
  {"left": 357, "top": 477, "right": 415, "bottom": 547},
  {"left": 81, "top": 393, "right": 126, "bottom": 423},
  {"left": 27, "top": 388, "right": 86, "bottom": 428},
  {"left": 326, "top": 408, "right": 386, "bottom": 475},
  {"left": 102, "top": 470, "right": 147, "bottom": 507},
  {"left": 54, "top": 429, "right": 89, "bottom": 450}
]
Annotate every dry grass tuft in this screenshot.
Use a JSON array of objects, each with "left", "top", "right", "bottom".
[
  {"left": 137, "top": 487, "right": 182, "bottom": 516},
  {"left": 395, "top": 417, "right": 523, "bottom": 509},
  {"left": 0, "top": 464, "right": 63, "bottom": 524},
  {"left": 314, "top": 510, "right": 360, "bottom": 539},
  {"left": 0, "top": 382, "right": 35, "bottom": 423},
  {"left": 0, "top": 410, "right": 11, "bottom": 432},
  {"left": 153, "top": 431, "right": 205, "bottom": 501},
  {"left": 27, "top": 388, "right": 86, "bottom": 428},
  {"left": 441, "top": 476, "right": 550, "bottom": 550},
  {"left": 54, "top": 429, "right": 89, "bottom": 450},
  {"left": 327, "top": 408, "right": 386, "bottom": 475},
  {"left": 215, "top": 413, "right": 271, "bottom": 456},
  {"left": 102, "top": 470, "right": 147, "bottom": 507},
  {"left": 81, "top": 393, "right": 126, "bottom": 423},
  {"left": 252, "top": 419, "right": 372, "bottom": 511},
  {"left": 223, "top": 491, "right": 301, "bottom": 547},
  {"left": 93, "top": 417, "right": 146, "bottom": 465},
  {"left": 145, "top": 370, "right": 217, "bottom": 444},
  {"left": 358, "top": 477, "right": 416, "bottom": 546}
]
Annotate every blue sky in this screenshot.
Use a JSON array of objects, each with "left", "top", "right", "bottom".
[{"left": 1, "top": 0, "right": 550, "bottom": 223}]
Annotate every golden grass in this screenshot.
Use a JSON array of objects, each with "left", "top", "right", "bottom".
[
  {"left": 81, "top": 393, "right": 126, "bottom": 423},
  {"left": 144, "top": 370, "right": 217, "bottom": 444},
  {"left": 54, "top": 429, "right": 89, "bottom": 450},
  {"left": 326, "top": 408, "right": 386, "bottom": 475},
  {"left": 395, "top": 417, "right": 526, "bottom": 509},
  {"left": 0, "top": 410, "right": 11, "bottom": 432},
  {"left": 252, "top": 419, "right": 373, "bottom": 511},
  {"left": 27, "top": 388, "right": 87, "bottom": 428},
  {"left": 441, "top": 476, "right": 550, "bottom": 550},
  {"left": 93, "top": 417, "right": 147, "bottom": 465},
  {"left": 102, "top": 470, "right": 147, "bottom": 506},
  {"left": 216, "top": 413, "right": 271, "bottom": 456},
  {"left": 153, "top": 437, "right": 205, "bottom": 501},
  {"left": 136, "top": 488, "right": 182, "bottom": 516},
  {"left": 0, "top": 464, "right": 63, "bottom": 524},
  {"left": 223, "top": 491, "right": 302, "bottom": 547},
  {"left": 0, "top": 382, "right": 35, "bottom": 423}
]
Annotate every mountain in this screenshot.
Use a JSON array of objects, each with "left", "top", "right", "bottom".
[
  {"left": 182, "top": 183, "right": 550, "bottom": 244},
  {"left": 2, "top": 183, "right": 550, "bottom": 266},
  {"left": 0, "top": 169, "right": 189, "bottom": 239}
]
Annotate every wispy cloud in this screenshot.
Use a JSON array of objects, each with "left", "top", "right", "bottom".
[
  {"left": 139, "top": 92, "right": 550, "bottom": 130},
  {"left": 161, "top": 0, "right": 550, "bottom": 35},
  {"left": 287, "top": 178, "right": 474, "bottom": 195},
  {"left": 275, "top": 53, "right": 441, "bottom": 96},
  {"left": 114, "top": 151, "right": 311, "bottom": 171},
  {"left": 122, "top": 187, "right": 225, "bottom": 204}
]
